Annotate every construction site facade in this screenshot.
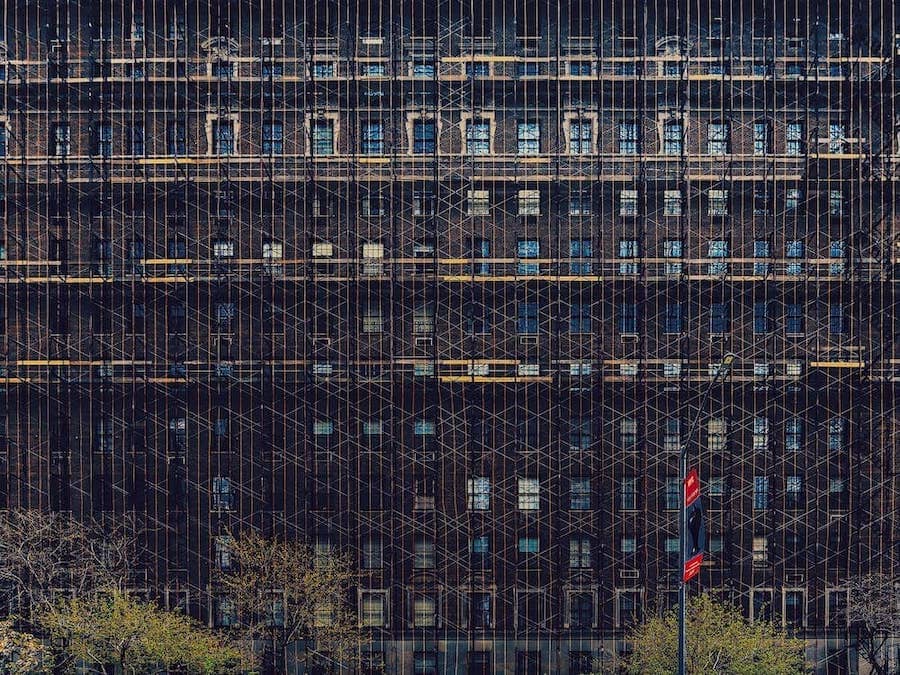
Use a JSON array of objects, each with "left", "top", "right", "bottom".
[{"left": 0, "top": 1, "right": 897, "bottom": 673}]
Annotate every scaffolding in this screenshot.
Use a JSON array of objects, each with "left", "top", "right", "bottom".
[{"left": 0, "top": 1, "right": 897, "bottom": 673}]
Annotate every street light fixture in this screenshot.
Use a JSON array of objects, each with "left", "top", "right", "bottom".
[{"left": 677, "top": 352, "right": 737, "bottom": 675}]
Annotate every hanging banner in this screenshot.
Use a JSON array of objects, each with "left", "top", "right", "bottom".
[{"left": 683, "top": 468, "right": 705, "bottom": 582}]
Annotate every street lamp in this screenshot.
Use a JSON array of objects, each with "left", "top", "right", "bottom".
[{"left": 677, "top": 352, "right": 736, "bottom": 675}]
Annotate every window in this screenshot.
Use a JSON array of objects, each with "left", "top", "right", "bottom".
[
  {"left": 827, "top": 589, "right": 848, "bottom": 627},
  {"left": 51, "top": 123, "right": 71, "bottom": 156},
  {"left": 785, "top": 240, "right": 804, "bottom": 276},
  {"left": 708, "top": 476, "right": 726, "bottom": 497},
  {"left": 466, "top": 62, "right": 490, "bottom": 77},
  {"left": 412, "top": 595, "right": 436, "bottom": 627},
  {"left": 312, "top": 119, "right": 334, "bottom": 155},
  {"left": 663, "top": 190, "right": 682, "bottom": 216},
  {"left": 663, "top": 419, "right": 681, "bottom": 452},
  {"left": 361, "top": 195, "right": 385, "bottom": 217},
  {"left": 829, "top": 240, "right": 846, "bottom": 275},
  {"left": 665, "top": 477, "right": 680, "bottom": 509},
  {"left": 619, "top": 190, "right": 638, "bottom": 216},
  {"left": 569, "top": 304, "right": 591, "bottom": 334},
  {"left": 784, "top": 590, "right": 804, "bottom": 627},
  {"left": 311, "top": 62, "right": 335, "bottom": 78},
  {"left": 362, "top": 305, "right": 383, "bottom": 333},
  {"left": 753, "top": 538, "right": 770, "bottom": 569},
  {"left": 828, "top": 123, "right": 845, "bottom": 153},
  {"left": 569, "top": 537, "right": 592, "bottom": 569},
  {"left": 212, "top": 476, "right": 234, "bottom": 510},
  {"left": 785, "top": 475, "right": 803, "bottom": 509},
  {"left": 753, "top": 240, "right": 771, "bottom": 275},
  {"left": 663, "top": 303, "right": 683, "bottom": 334},
  {"left": 785, "top": 418, "right": 803, "bottom": 451},
  {"left": 786, "top": 303, "right": 804, "bottom": 335},
  {"left": 619, "top": 121, "right": 639, "bottom": 154},
  {"left": 568, "top": 193, "right": 591, "bottom": 215},
  {"left": 261, "top": 61, "right": 283, "bottom": 79},
  {"left": 569, "top": 597, "right": 594, "bottom": 630},
  {"left": 829, "top": 303, "right": 848, "bottom": 334},
  {"left": 754, "top": 184, "right": 773, "bottom": 215},
  {"left": 517, "top": 478, "right": 540, "bottom": 510},
  {"left": 517, "top": 62, "right": 539, "bottom": 77},
  {"left": 752, "top": 417, "right": 769, "bottom": 450},
  {"left": 786, "top": 188, "right": 802, "bottom": 211},
  {"left": 569, "top": 478, "right": 591, "bottom": 510},
  {"left": 828, "top": 418, "right": 846, "bottom": 451},
  {"left": 471, "top": 238, "right": 491, "bottom": 276},
  {"left": 754, "top": 301, "right": 776, "bottom": 334},
  {"left": 517, "top": 121, "right": 540, "bottom": 155},
  {"left": 619, "top": 477, "right": 637, "bottom": 511},
  {"left": 128, "top": 125, "right": 145, "bottom": 155},
  {"left": 361, "top": 122, "right": 384, "bottom": 154},
  {"left": 618, "top": 239, "right": 639, "bottom": 274},
  {"left": 620, "top": 418, "right": 637, "bottom": 450},
  {"left": 708, "top": 189, "right": 729, "bottom": 216},
  {"left": 829, "top": 477, "right": 848, "bottom": 511},
  {"left": 468, "top": 592, "right": 492, "bottom": 628},
  {"left": 753, "top": 476, "right": 770, "bottom": 510},
  {"left": 362, "top": 537, "right": 383, "bottom": 569},
  {"left": 214, "top": 596, "right": 237, "bottom": 627},
  {"left": 467, "top": 477, "right": 491, "bottom": 510},
  {"left": 167, "top": 121, "right": 186, "bottom": 156},
  {"left": 707, "top": 121, "right": 730, "bottom": 154},
  {"left": 516, "top": 239, "right": 540, "bottom": 275},
  {"left": 96, "top": 121, "right": 112, "bottom": 157},
  {"left": 213, "top": 239, "right": 235, "bottom": 258},
  {"left": 414, "top": 537, "right": 435, "bottom": 569},
  {"left": 518, "top": 537, "right": 540, "bottom": 554},
  {"left": 469, "top": 536, "right": 490, "bottom": 568},
  {"left": 617, "top": 591, "right": 641, "bottom": 627},
  {"left": 517, "top": 189, "right": 541, "bottom": 216},
  {"left": 262, "top": 120, "right": 284, "bottom": 154},
  {"left": 709, "top": 303, "right": 729, "bottom": 334},
  {"left": 752, "top": 588, "right": 773, "bottom": 618},
  {"left": 707, "top": 240, "right": 729, "bottom": 275},
  {"left": 708, "top": 418, "right": 727, "bottom": 452},
  {"left": 663, "top": 239, "right": 683, "bottom": 274},
  {"left": 214, "top": 535, "right": 233, "bottom": 570},
  {"left": 468, "top": 190, "right": 490, "bottom": 216},
  {"left": 465, "top": 118, "right": 491, "bottom": 155},
  {"left": 663, "top": 120, "right": 683, "bottom": 155},
  {"left": 829, "top": 190, "right": 845, "bottom": 216},
  {"left": 753, "top": 121, "right": 771, "bottom": 155},
  {"left": 618, "top": 303, "right": 638, "bottom": 335},
  {"left": 361, "top": 591, "right": 387, "bottom": 627},
  {"left": 570, "top": 238, "right": 592, "bottom": 274},
  {"left": 786, "top": 122, "right": 804, "bottom": 155},
  {"left": 567, "top": 417, "right": 592, "bottom": 450},
  {"left": 569, "top": 119, "right": 592, "bottom": 154},
  {"left": 569, "top": 60, "right": 591, "bottom": 75},
  {"left": 412, "top": 62, "right": 435, "bottom": 78},
  {"left": 127, "top": 239, "right": 145, "bottom": 275},
  {"left": 212, "top": 120, "right": 235, "bottom": 155}
]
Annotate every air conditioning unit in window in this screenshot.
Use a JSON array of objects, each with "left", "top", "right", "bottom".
[
  {"left": 518, "top": 336, "right": 538, "bottom": 345},
  {"left": 619, "top": 569, "right": 640, "bottom": 580},
  {"left": 786, "top": 572, "right": 805, "bottom": 585},
  {"left": 311, "top": 335, "right": 332, "bottom": 347},
  {"left": 620, "top": 333, "right": 639, "bottom": 343},
  {"left": 415, "top": 336, "right": 433, "bottom": 347}
]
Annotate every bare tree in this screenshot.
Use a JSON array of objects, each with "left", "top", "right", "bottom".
[
  {"left": 0, "top": 509, "right": 136, "bottom": 622},
  {"left": 217, "top": 530, "right": 363, "bottom": 675},
  {"left": 845, "top": 573, "right": 900, "bottom": 675}
]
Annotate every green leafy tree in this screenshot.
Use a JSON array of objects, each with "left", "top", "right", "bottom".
[
  {"left": 625, "top": 593, "right": 808, "bottom": 675},
  {"left": 0, "top": 618, "right": 45, "bottom": 673},
  {"left": 39, "top": 590, "right": 248, "bottom": 674},
  {"left": 218, "top": 530, "right": 363, "bottom": 674}
]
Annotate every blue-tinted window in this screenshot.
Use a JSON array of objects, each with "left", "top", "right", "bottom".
[{"left": 517, "top": 302, "right": 539, "bottom": 334}]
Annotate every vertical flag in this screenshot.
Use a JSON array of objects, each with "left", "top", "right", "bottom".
[{"left": 683, "top": 468, "right": 705, "bottom": 582}]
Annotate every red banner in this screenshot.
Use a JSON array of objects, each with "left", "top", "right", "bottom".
[
  {"left": 683, "top": 552, "right": 703, "bottom": 582},
  {"left": 684, "top": 468, "right": 700, "bottom": 506}
]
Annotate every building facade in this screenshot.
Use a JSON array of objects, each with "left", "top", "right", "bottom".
[{"left": 0, "top": 0, "right": 897, "bottom": 673}]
